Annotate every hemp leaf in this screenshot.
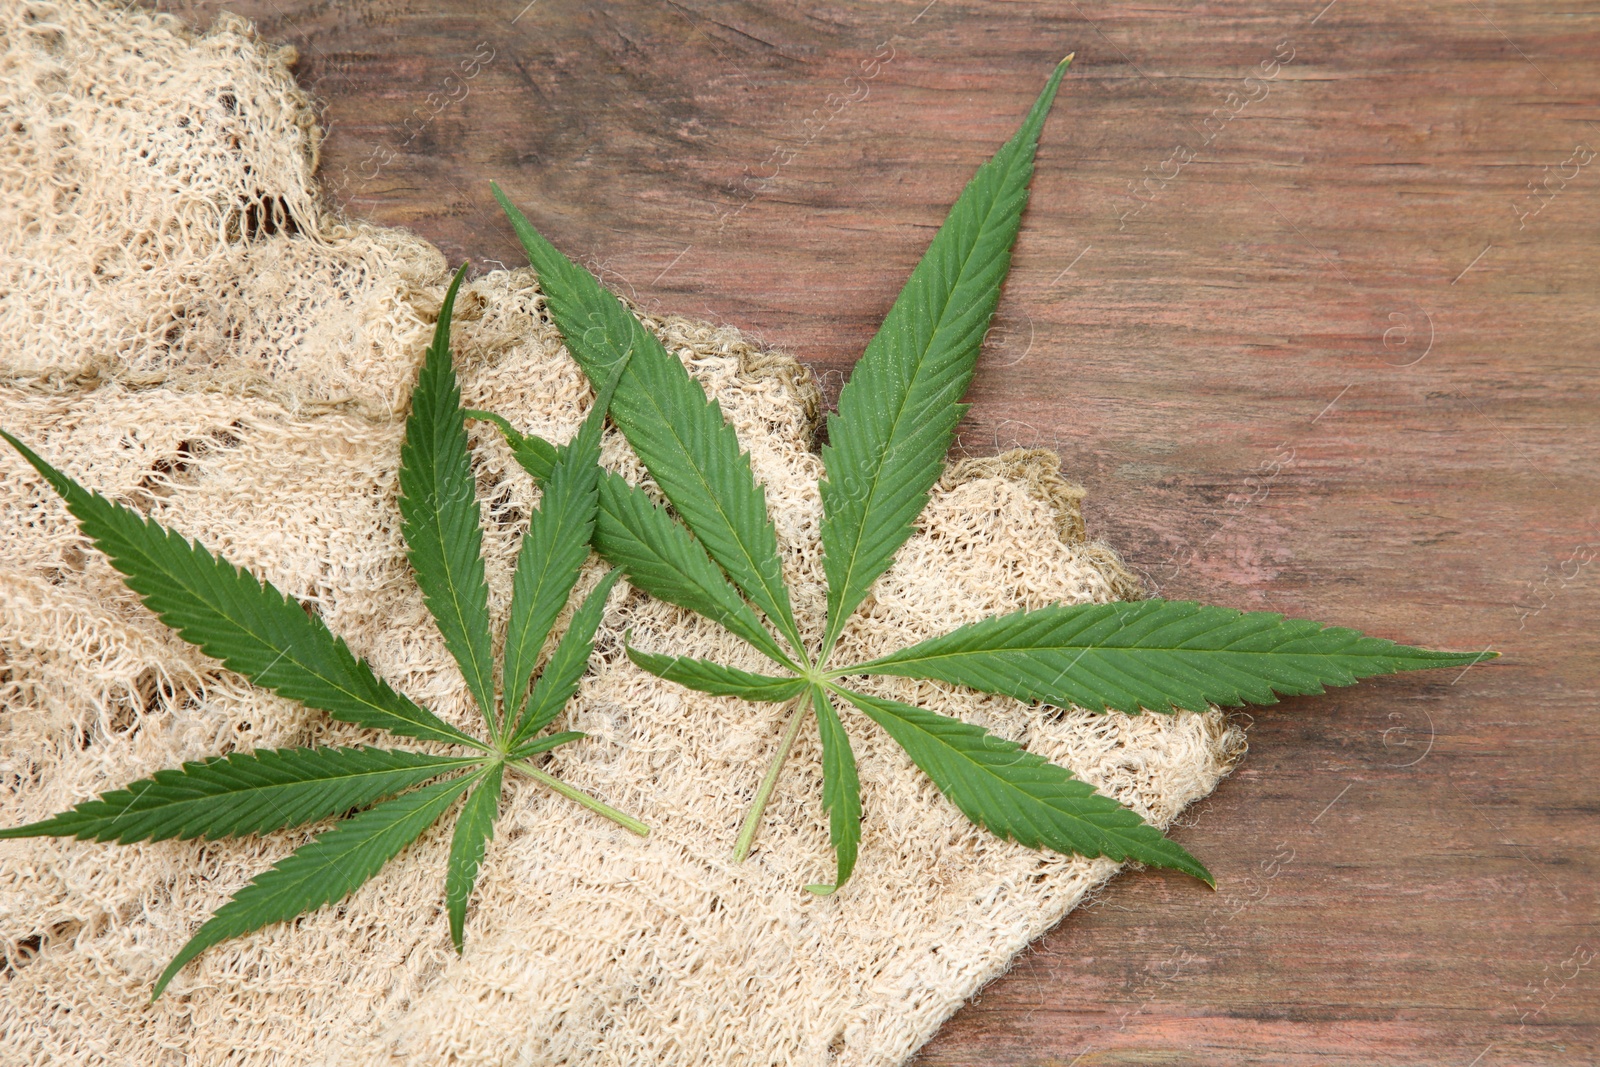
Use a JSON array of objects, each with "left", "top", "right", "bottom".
[
  {"left": 484, "top": 56, "right": 1492, "bottom": 894},
  {"left": 0, "top": 266, "right": 646, "bottom": 999}
]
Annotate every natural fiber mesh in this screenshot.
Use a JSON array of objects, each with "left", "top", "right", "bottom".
[{"left": 0, "top": 4, "right": 1246, "bottom": 1065}]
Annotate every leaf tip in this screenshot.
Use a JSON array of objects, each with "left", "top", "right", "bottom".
[
  {"left": 151, "top": 962, "right": 181, "bottom": 1002},
  {"left": 442, "top": 260, "right": 470, "bottom": 310},
  {"left": 1176, "top": 854, "right": 1216, "bottom": 888},
  {"left": 1419, "top": 646, "right": 1498, "bottom": 669},
  {"left": 621, "top": 633, "right": 648, "bottom": 669},
  {"left": 804, "top": 883, "right": 838, "bottom": 897},
  {"left": 0, "top": 428, "right": 59, "bottom": 489}
]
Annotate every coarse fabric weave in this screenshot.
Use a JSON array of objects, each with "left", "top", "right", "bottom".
[{"left": 0, "top": 4, "right": 1245, "bottom": 1064}]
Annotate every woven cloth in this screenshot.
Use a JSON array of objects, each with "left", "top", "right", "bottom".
[{"left": 0, "top": 4, "right": 1245, "bottom": 1064}]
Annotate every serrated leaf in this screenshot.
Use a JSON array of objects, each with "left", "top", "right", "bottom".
[
  {"left": 844, "top": 599, "right": 1495, "bottom": 714},
  {"left": 503, "top": 355, "right": 628, "bottom": 730},
  {"left": 0, "top": 747, "right": 479, "bottom": 845},
  {"left": 514, "top": 730, "right": 585, "bottom": 756},
  {"left": 473, "top": 415, "right": 795, "bottom": 670},
  {"left": 1, "top": 432, "right": 480, "bottom": 750},
  {"left": 508, "top": 569, "right": 622, "bottom": 750},
  {"left": 153, "top": 771, "right": 479, "bottom": 999},
  {"left": 818, "top": 59, "right": 1071, "bottom": 657},
  {"left": 493, "top": 183, "right": 804, "bottom": 660},
  {"left": 832, "top": 685, "right": 1210, "bottom": 884},
  {"left": 807, "top": 684, "right": 861, "bottom": 895},
  {"left": 593, "top": 470, "right": 796, "bottom": 668},
  {"left": 445, "top": 761, "right": 502, "bottom": 952},
  {"left": 398, "top": 264, "right": 497, "bottom": 730},
  {"left": 625, "top": 644, "right": 804, "bottom": 702},
  {"left": 464, "top": 409, "right": 559, "bottom": 482}
]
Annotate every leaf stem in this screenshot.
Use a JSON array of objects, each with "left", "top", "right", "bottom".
[
  {"left": 510, "top": 759, "right": 649, "bottom": 837},
  {"left": 733, "top": 695, "right": 809, "bottom": 863}
]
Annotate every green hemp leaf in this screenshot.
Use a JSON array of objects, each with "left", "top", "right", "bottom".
[
  {"left": 0, "top": 265, "right": 647, "bottom": 999},
  {"left": 483, "top": 56, "right": 1494, "bottom": 894}
]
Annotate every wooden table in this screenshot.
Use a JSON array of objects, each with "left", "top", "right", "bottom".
[{"left": 153, "top": 1, "right": 1599, "bottom": 1061}]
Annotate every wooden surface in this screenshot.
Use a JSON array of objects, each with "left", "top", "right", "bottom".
[{"left": 153, "top": 1, "right": 1599, "bottom": 1062}]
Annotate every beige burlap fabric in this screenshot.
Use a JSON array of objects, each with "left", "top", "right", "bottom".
[{"left": 0, "top": 4, "right": 1245, "bottom": 1064}]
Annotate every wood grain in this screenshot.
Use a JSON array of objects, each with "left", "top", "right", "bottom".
[{"left": 151, "top": 1, "right": 1600, "bottom": 1061}]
